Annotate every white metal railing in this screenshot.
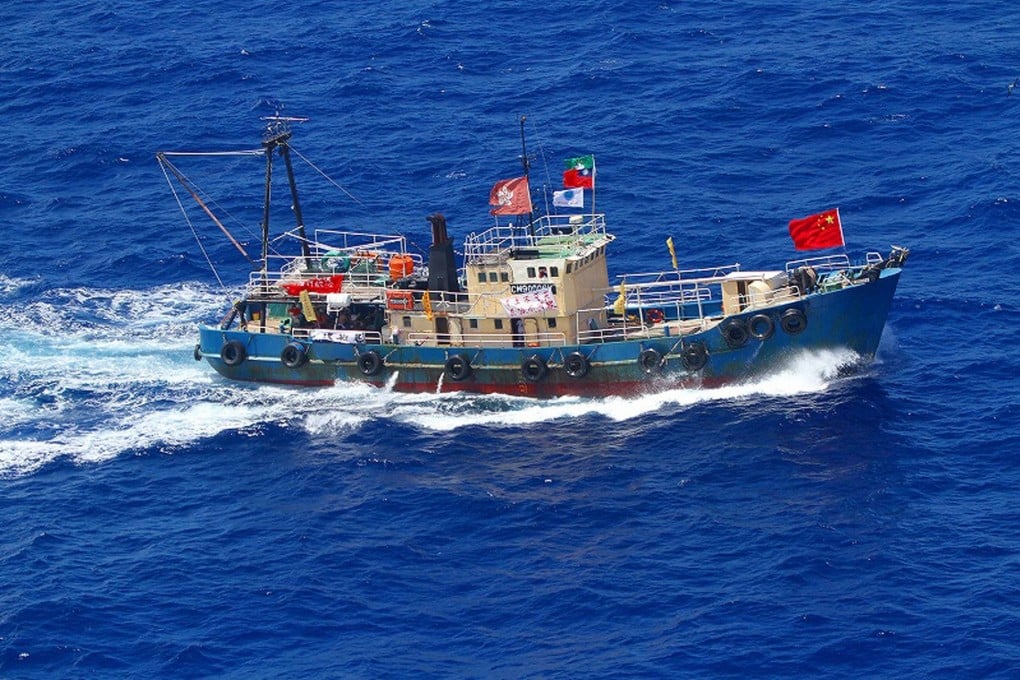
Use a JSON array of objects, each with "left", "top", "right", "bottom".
[
  {"left": 604, "top": 282, "right": 714, "bottom": 309},
  {"left": 614, "top": 263, "right": 742, "bottom": 285},
  {"left": 462, "top": 214, "right": 610, "bottom": 264},
  {"left": 602, "top": 264, "right": 741, "bottom": 314},
  {"left": 737, "top": 284, "right": 801, "bottom": 309},
  {"left": 785, "top": 253, "right": 851, "bottom": 274},
  {"left": 311, "top": 229, "right": 409, "bottom": 255}
]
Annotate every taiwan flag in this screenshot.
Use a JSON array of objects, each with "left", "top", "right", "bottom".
[
  {"left": 489, "top": 176, "right": 532, "bottom": 215},
  {"left": 563, "top": 154, "right": 595, "bottom": 189},
  {"left": 788, "top": 208, "right": 845, "bottom": 251}
]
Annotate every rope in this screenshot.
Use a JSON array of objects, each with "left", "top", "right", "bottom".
[
  {"left": 289, "top": 145, "right": 364, "bottom": 206},
  {"left": 159, "top": 159, "right": 232, "bottom": 300},
  {"left": 158, "top": 149, "right": 264, "bottom": 157}
]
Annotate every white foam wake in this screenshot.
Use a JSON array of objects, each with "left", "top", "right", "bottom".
[{"left": 0, "top": 280, "right": 862, "bottom": 478}]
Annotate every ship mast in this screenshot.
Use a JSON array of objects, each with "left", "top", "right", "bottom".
[
  {"left": 519, "top": 115, "right": 535, "bottom": 238},
  {"left": 256, "top": 115, "right": 311, "bottom": 332},
  {"left": 260, "top": 116, "right": 313, "bottom": 271}
]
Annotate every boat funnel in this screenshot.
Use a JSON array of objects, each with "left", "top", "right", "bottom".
[{"left": 427, "top": 213, "right": 459, "bottom": 293}]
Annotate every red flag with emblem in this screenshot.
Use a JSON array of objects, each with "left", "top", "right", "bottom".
[
  {"left": 489, "top": 176, "right": 532, "bottom": 215},
  {"left": 788, "top": 208, "right": 845, "bottom": 251}
]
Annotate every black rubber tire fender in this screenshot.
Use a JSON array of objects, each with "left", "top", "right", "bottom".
[
  {"left": 748, "top": 313, "right": 775, "bottom": 341},
  {"left": 563, "top": 351, "right": 590, "bottom": 379},
  {"left": 720, "top": 318, "right": 749, "bottom": 348},
  {"left": 445, "top": 354, "right": 472, "bottom": 381},
  {"left": 639, "top": 347, "right": 664, "bottom": 374},
  {"left": 220, "top": 340, "right": 246, "bottom": 367},
  {"left": 681, "top": 341, "right": 709, "bottom": 372},
  {"left": 780, "top": 308, "right": 808, "bottom": 335},
  {"left": 357, "top": 350, "right": 383, "bottom": 376},
  {"left": 281, "top": 342, "right": 308, "bottom": 369},
  {"left": 521, "top": 355, "right": 549, "bottom": 382}
]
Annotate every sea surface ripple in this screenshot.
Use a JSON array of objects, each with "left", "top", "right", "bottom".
[{"left": 2, "top": 0, "right": 1019, "bottom": 677}]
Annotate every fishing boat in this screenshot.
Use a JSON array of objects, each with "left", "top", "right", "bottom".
[{"left": 159, "top": 117, "right": 908, "bottom": 398}]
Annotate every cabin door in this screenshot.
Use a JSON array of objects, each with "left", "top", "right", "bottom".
[
  {"left": 511, "top": 318, "right": 524, "bottom": 348},
  {"left": 435, "top": 316, "right": 450, "bottom": 345}
]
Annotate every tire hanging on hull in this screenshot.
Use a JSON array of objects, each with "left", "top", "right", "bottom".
[
  {"left": 748, "top": 313, "right": 775, "bottom": 340},
  {"left": 639, "top": 348, "right": 664, "bottom": 374},
  {"left": 445, "top": 354, "right": 472, "bottom": 381},
  {"left": 780, "top": 308, "right": 807, "bottom": 335},
  {"left": 357, "top": 350, "right": 383, "bottom": 376},
  {"left": 563, "top": 352, "right": 590, "bottom": 379},
  {"left": 281, "top": 342, "right": 308, "bottom": 368},
  {"left": 681, "top": 341, "right": 709, "bottom": 372},
  {"left": 720, "top": 318, "right": 749, "bottom": 348},
  {"left": 220, "top": 340, "right": 247, "bottom": 367},
  {"left": 521, "top": 355, "right": 548, "bottom": 383}
]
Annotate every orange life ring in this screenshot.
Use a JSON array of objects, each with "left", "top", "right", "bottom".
[
  {"left": 386, "top": 290, "right": 415, "bottom": 311},
  {"left": 645, "top": 308, "right": 665, "bottom": 324}
]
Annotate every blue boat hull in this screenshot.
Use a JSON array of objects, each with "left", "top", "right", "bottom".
[{"left": 195, "top": 268, "right": 901, "bottom": 398}]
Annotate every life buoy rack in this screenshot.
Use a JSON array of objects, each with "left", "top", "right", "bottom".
[
  {"left": 681, "top": 341, "right": 709, "bottom": 371},
  {"left": 639, "top": 347, "right": 664, "bottom": 374},
  {"left": 720, "top": 318, "right": 749, "bottom": 348},
  {"left": 386, "top": 290, "right": 415, "bottom": 311},
  {"left": 357, "top": 350, "right": 383, "bottom": 376},
  {"left": 281, "top": 342, "right": 308, "bottom": 369},
  {"left": 748, "top": 313, "right": 775, "bottom": 341},
  {"left": 220, "top": 340, "right": 246, "bottom": 367},
  {"left": 564, "top": 351, "right": 590, "bottom": 379},
  {"left": 193, "top": 344, "right": 203, "bottom": 362},
  {"left": 780, "top": 308, "right": 808, "bottom": 335},
  {"left": 445, "top": 354, "right": 472, "bottom": 381},
  {"left": 645, "top": 308, "right": 665, "bottom": 325},
  {"left": 521, "top": 355, "right": 548, "bottom": 382}
]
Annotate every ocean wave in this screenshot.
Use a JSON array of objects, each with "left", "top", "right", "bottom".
[{"left": 0, "top": 339, "right": 862, "bottom": 479}]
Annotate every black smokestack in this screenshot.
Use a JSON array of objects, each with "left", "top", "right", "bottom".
[{"left": 427, "top": 213, "right": 459, "bottom": 293}]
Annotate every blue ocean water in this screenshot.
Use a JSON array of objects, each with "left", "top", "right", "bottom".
[{"left": 3, "top": 0, "right": 1020, "bottom": 676}]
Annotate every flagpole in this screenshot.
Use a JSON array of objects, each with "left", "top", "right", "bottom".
[
  {"left": 591, "top": 155, "right": 596, "bottom": 217},
  {"left": 519, "top": 115, "right": 534, "bottom": 238},
  {"left": 836, "top": 207, "right": 847, "bottom": 254}
]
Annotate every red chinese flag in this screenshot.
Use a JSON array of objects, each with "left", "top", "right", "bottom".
[
  {"left": 489, "top": 176, "right": 532, "bottom": 215},
  {"left": 788, "top": 208, "right": 845, "bottom": 251}
]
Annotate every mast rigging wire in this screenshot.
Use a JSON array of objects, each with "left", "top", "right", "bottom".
[{"left": 158, "top": 158, "right": 232, "bottom": 299}]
